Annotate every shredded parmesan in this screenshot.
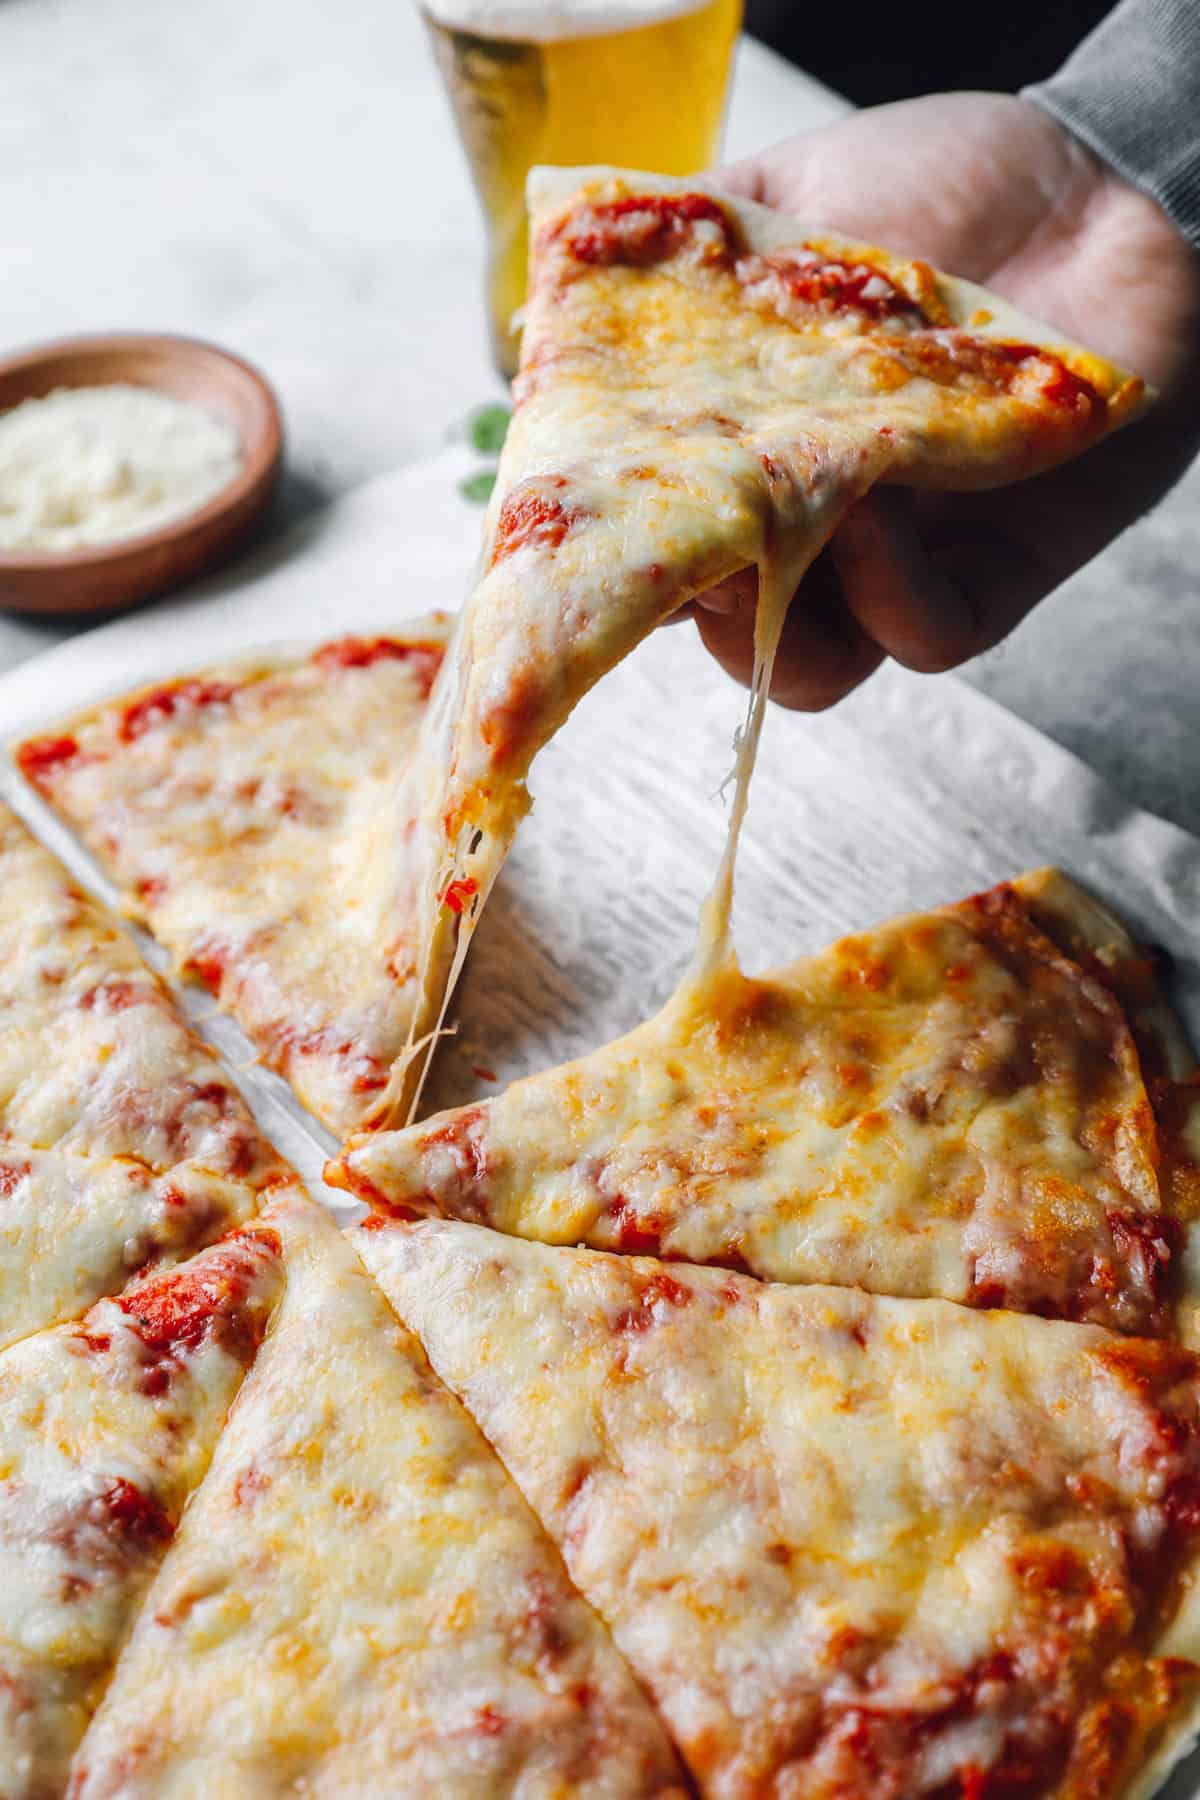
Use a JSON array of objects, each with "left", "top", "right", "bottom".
[{"left": 0, "top": 384, "right": 241, "bottom": 552}]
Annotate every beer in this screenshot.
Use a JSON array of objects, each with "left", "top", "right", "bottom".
[{"left": 423, "top": 0, "right": 743, "bottom": 375}]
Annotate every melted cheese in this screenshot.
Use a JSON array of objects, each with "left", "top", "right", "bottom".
[
  {"left": 333, "top": 872, "right": 1179, "bottom": 1336},
  {"left": 70, "top": 1194, "right": 684, "bottom": 1798},
  {"left": 16, "top": 626, "right": 451, "bottom": 1137},
  {"left": 0, "top": 1229, "right": 281, "bottom": 1798},
  {"left": 357, "top": 1217, "right": 1200, "bottom": 1800},
  {"left": 0, "top": 805, "right": 295, "bottom": 1348},
  {"left": 393, "top": 167, "right": 1145, "bottom": 1118}
]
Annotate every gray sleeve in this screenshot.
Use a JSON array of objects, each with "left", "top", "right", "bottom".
[{"left": 1024, "top": 0, "right": 1200, "bottom": 250}]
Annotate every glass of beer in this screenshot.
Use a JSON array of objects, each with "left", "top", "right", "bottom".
[{"left": 422, "top": 0, "right": 744, "bottom": 377}]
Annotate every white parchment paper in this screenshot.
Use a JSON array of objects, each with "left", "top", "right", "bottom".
[{"left": 3, "top": 450, "right": 1200, "bottom": 1795}]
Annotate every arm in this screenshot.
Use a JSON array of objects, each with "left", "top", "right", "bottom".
[{"left": 1026, "top": 0, "right": 1200, "bottom": 252}]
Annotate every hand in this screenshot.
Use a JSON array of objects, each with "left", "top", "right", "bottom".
[{"left": 683, "top": 94, "right": 1200, "bottom": 709}]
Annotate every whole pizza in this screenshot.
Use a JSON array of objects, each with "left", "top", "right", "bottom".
[{"left": 5, "top": 169, "right": 1199, "bottom": 1800}]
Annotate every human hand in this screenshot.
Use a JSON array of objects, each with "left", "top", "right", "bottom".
[{"left": 684, "top": 93, "right": 1200, "bottom": 709}]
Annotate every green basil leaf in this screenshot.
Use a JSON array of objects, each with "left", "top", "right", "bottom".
[
  {"left": 459, "top": 468, "right": 497, "bottom": 504},
  {"left": 468, "top": 403, "right": 511, "bottom": 455}
]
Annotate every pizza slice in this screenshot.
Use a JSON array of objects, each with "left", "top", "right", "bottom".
[
  {"left": 0, "top": 1224, "right": 282, "bottom": 1799},
  {"left": 331, "top": 870, "right": 1187, "bottom": 1337},
  {"left": 391, "top": 164, "right": 1148, "bottom": 1117},
  {"left": 15, "top": 621, "right": 450, "bottom": 1137},
  {"left": 0, "top": 804, "right": 296, "bottom": 1350},
  {"left": 69, "top": 1191, "right": 685, "bottom": 1798},
  {"left": 357, "top": 1215, "right": 1200, "bottom": 1800}
]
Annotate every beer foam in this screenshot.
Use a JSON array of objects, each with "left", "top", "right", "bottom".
[{"left": 421, "top": 0, "right": 710, "bottom": 41}]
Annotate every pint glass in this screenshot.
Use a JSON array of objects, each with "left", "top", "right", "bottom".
[{"left": 423, "top": 0, "right": 743, "bottom": 376}]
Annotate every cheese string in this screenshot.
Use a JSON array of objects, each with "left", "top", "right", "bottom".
[
  {"left": 399, "top": 449, "right": 890, "bottom": 1124},
  {"left": 686, "top": 450, "right": 886, "bottom": 991},
  {"left": 687, "top": 549, "right": 799, "bottom": 985}
]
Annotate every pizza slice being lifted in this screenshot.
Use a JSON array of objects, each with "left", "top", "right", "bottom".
[
  {"left": 15, "top": 622, "right": 450, "bottom": 1139},
  {"left": 69, "top": 1191, "right": 685, "bottom": 1798},
  {"left": 391, "top": 164, "right": 1149, "bottom": 1117},
  {"left": 357, "top": 1215, "right": 1200, "bottom": 1800},
  {"left": 0, "top": 1224, "right": 282, "bottom": 1798},
  {"left": 331, "top": 870, "right": 1199, "bottom": 1340},
  {"left": 0, "top": 804, "right": 297, "bottom": 1350}
]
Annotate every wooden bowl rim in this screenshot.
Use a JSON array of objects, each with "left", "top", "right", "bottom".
[{"left": 0, "top": 332, "right": 283, "bottom": 572}]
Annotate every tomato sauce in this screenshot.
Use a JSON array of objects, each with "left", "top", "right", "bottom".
[
  {"left": 119, "top": 679, "right": 237, "bottom": 743},
  {"left": 16, "top": 734, "right": 81, "bottom": 785},
  {"left": 557, "top": 192, "right": 734, "bottom": 268}
]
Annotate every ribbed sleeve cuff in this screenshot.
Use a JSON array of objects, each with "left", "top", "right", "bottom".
[{"left": 1024, "top": 0, "right": 1200, "bottom": 251}]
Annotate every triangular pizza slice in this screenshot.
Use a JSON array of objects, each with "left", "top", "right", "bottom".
[
  {"left": 0, "top": 1224, "right": 283, "bottom": 1798},
  {"left": 357, "top": 1216, "right": 1200, "bottom": 1800},
  {"left": 392, "top": 164, "right": 1148, "bottom": 1116},
  {"left": 331, "top": 870, "right": 1188, "bottom": 1338},
  {"left": 15, "top": 621, "right": 450, "bottom": 1138},
  {"left": 69, "top": 1192, "right": 685, "bottom": 1798},
  {"left": 0, "top": 804, "right": 296, "bottom": 1349}
]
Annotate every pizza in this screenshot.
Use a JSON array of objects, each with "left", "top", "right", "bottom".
[
  {"left": 330, "top": 869, "right": 1194, "bottom": 1338},
  {"left": 69, "top": 1190, "right": 685, "bottom": 1798},
  {"left": 0, "top": 1225, "right": 282, "bottom": 1798},
  {"left": 14, "top": 622, "right": 451, "bottom": 1137},
  {"left": 0, "top": 803, "right": 296, "bottom": 1349},
  {"left": 356, "top": 1214, "right": 1200, "bottom": 1800},
  {"left": 390, "top": 164, "right": 1148, "bottom": 1117}
]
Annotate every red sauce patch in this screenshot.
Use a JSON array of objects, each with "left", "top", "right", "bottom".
[
  {"left": 272, "top": 1028, "right": 389, "bottom": 1097},
  {"left": 116, "top": 1229, "right": 280, "bottom": 1364},
  {"left": 420, "top": 1106, "right": 493, "bottom": 1216},
  {"left": 439, "top": 876, "right": 478, "bottom": 916},
  {"left": 78, "top": 979, "right": 143, "bottom": 1014},
  {"left": 556, "top": 191, "right": 734, "bottom": 268},
  {"left": 522, "top": 1569, "right": 570, "bottom": 1668},
  {"left": 135, "top": 874, "right": 169, "bottom": 907},
  {"left": 1105, "top": 1208, "right": 1181, "bottom": 1299},
  {"left": 741, "top": 250, "right": 927, "bottom": 324},
  {"left": 232, "top": 1465, "right": 270, "bottom": 1507},
  {"left": 478, "top": 668, "right": 543, "bottom": 766},
  {"left": 101, "top": 1477, "right": 174, "bottom": 1546},
  {"left": 312, "top": 636, "right": 445, "bottom": 699},
  {"left": 614, "top": 1269, "right": 693, "bottom": 1334},
  {"left": 350, "top": 1059, "right": 388, "bottom": 1094},
  {"left": 806, "top": 1647, "right": 1071, "bottom": 1800},
  {"left": 1165, "top": 1475, "right": 1200, "bottom": 1537},
  {"left": 473, "top": 1707, "right": 507, "bottom": 1738},
  {"left": 119, "top": 679, "right": 237, "bottom": 743},
  {"left": 490, "top": 481, "right": 584, "bottom": 567},
  {"left": 0, "top": 1161, "right": 30, "bottom": 1199},
  {"left": 74, "top": 1329, "right": 112, "bottom": 1355},
  {"left": 884, "top": 332, "right": 1102, "bottom": 417},
  {"left": 15, "top": 734, "right": 81, "bottom": 786},
  {"left": 187, "top": 1080, "right": 236, "bottom": 1116},
  {"left": 185, "top": 944, "right": 227, "bottom": 994},
  {"left": 604, "top": 1197, "right": 665, "bottom": 1256}
]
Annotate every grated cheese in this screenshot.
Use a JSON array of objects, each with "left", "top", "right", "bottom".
[{"left": 0, "top": 384, "right": 242, "bottom": 552}]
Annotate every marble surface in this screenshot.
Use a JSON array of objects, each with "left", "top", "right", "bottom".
[{"left": 3, "top": 0, "right": 1197, "bottom": 836}]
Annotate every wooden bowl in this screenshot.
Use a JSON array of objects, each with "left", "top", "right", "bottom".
[{"left": 0, "top": 334, "right": 283, "bottom": 615}]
